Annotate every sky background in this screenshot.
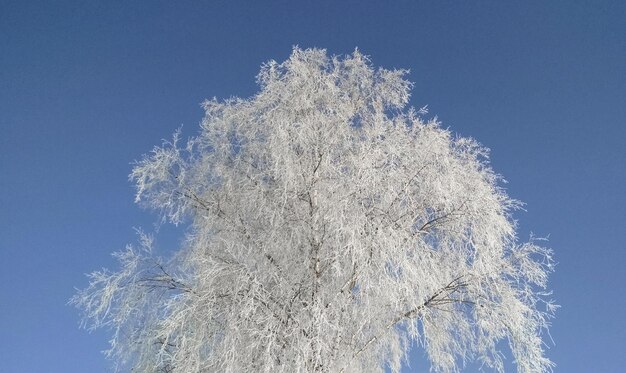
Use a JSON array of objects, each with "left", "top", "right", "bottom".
[{"left": 1, "top": 1, "right": 625, "bottom": 372}]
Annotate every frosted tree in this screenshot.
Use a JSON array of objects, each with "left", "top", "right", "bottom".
[{"left": 72, "top": 48, "right": 556, "bottom": 373}]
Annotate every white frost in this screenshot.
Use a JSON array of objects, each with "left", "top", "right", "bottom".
[{"left": 72, "top": 48, "right": 555, "bottom": 373}]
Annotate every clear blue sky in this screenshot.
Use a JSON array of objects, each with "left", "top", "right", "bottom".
[{"left": 1, "top": 1, "right": 624, "bottom": 371}]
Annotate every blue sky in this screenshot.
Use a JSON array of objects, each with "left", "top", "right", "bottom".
[{"left": 1, "top": 1, "right": 624, "bottom": 371}]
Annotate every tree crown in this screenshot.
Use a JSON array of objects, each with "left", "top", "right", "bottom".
[{"left": 73, "top": 47, "right": 555, "bottom": 373}]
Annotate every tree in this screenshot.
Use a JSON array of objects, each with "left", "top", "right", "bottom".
[{"left": 72, "top": 48, "right": 555, "bottom": 373}]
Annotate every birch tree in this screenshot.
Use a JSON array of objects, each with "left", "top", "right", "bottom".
[{"left": 72, "top": 48, "right": 556, "bottom": 373}]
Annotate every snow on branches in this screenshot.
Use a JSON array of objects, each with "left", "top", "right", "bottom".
[{"left": 73, "top": 48, "right": 555, "bottom": 373}]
